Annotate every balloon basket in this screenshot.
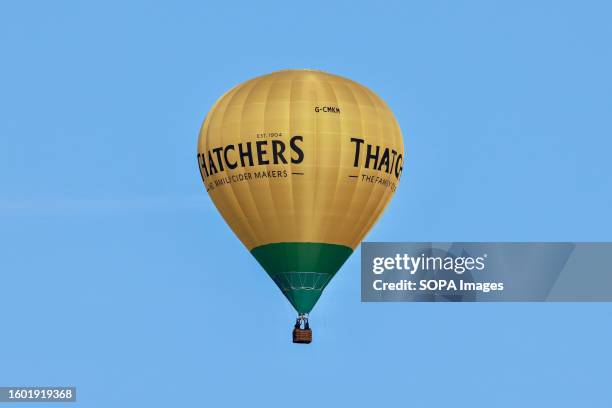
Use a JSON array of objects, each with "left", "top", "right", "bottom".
[
  {"left": 292, "top": 327, "right": 312, "bottom": 344},
  {"left": 292, "top": 316, "right": 312, "bottom": 344}
]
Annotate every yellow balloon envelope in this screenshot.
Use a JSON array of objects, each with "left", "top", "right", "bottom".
[{"left": 198, "top": 69, "right": 404, "bottom": 315}]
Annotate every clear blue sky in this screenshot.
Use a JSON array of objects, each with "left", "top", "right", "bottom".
[{"left": 1, "top": 1, "right": 611, "bottom": 407}]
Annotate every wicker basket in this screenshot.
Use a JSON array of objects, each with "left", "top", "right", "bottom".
[{"left": 292, "top": 328, "right": 312, "bottom": 344}]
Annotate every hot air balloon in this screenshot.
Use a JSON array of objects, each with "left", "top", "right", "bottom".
[{"left": 197, "top": 69, "right": 404, "bottom": 343}]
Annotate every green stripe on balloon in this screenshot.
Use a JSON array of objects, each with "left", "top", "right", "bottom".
[{"left": 250, "top": 242, "right": 353, "bottom": 314}]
